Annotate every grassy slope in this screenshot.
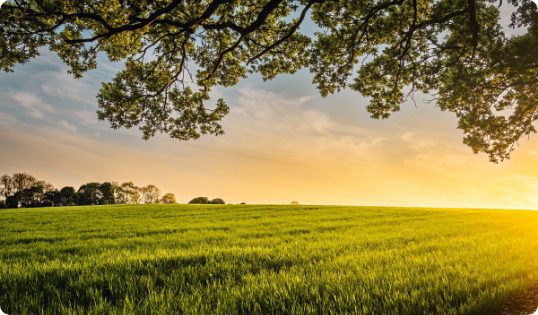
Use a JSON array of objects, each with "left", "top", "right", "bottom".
[{"left": 0, "top": 204, "right": 538, "bottom": 314}]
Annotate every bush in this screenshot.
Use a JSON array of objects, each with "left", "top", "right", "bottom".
[
  {"left": 290, "top": 201, "right": 300, "bottom": 205},
  {"left": 209, "top": 198, "right": 225, "bottom": 204},
  {"left": 189, "top": 197, "right": 209, "bottom": 204},
  {"left": 161, "top": 193, "right": 176, "bottom": 204},
  {"left": 0, "top": 200, "right": 5, "bottom": 209}
]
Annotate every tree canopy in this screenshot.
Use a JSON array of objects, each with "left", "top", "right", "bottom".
[{"left": 1, "top": 0, "right": 537, "bottom": 162}]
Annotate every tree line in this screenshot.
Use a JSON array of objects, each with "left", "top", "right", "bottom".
[{"left": 0, "top": 172, "right": 177, "bottom": 209}]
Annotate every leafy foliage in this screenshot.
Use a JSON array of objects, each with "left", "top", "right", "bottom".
[
  {"left": 60, "top": 186, "right": 77, "bottom": 206},
  {"left": 115, "top": 182, "right": 140, "bottom": 204},
  {"left": 140, "top": 184, "right": 161, "bottom": 204},
  {"left": 17, "top": 186, "right": 45, "bottom": 208},
  {"left": 161, "top": 193, "right": 176, "bottom": 204},
  {"left": 100, "top": 182, "right": 116, "bottom": 205},
  {"left": 1, "top": 0, "right": 537, "bottom": 161},
  {"left": 0, "top": 175, "right": 14, "bottom": 199},
  {"left": 189, "top": 196, "right": 209, "bottom": 204},
  {"left": 210, "top": 198, "right": 225, "bottom": 204},
  {"left": 77, "top": 182, "right": 104, "bottom": 205},
  {"left": 43, "top": 190, "right": 62, "bottom": 206}
]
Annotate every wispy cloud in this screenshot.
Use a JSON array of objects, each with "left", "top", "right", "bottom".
[
  {"left": 12, "top": 92, "right": 56, "bottom": 120},
  {"left": 58, "top": 120, "right": 77, "bottom": 132}
]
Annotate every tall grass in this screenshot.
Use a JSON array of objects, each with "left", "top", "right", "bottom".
[{"left": 1, "top": 205, "right": 537, "bottom": 314}]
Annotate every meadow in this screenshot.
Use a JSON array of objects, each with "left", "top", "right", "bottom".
[{"left": 1, "top": 204, "right": 538, "bottom": 314}]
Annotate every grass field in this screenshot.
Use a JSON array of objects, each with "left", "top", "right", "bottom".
[{"left": 1, "top": 205, "right": 538, "bottom": 314}]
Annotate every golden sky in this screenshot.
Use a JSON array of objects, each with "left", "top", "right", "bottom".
[{"left": 1, "top": 49, "right": 538, "bottom": 210}]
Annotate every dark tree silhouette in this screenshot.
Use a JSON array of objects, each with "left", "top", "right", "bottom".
[
  {"left": 43, "top": 190, "right": 62, "bottom": 207},
  {"left": 210, "top": 198, "right": 225, "bottom": 204},
  {"left": 18, "top": 186, "right": 44, "bottom": 208},
  {"left": 100, "top": 182, "right": 116, "bottom": 205},
  {"left": 77, "top": 183, "right": 104, "bottom": 205},
  {"left": 60, "top": 186, "right": 77, "bottom": 206},
  {"left": 189, "top": 197, "right": 209, "bottom": 204}
]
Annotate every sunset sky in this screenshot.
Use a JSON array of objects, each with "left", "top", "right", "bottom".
[{"left": 1, "top": 7, "right": 537, "bottom": 209}]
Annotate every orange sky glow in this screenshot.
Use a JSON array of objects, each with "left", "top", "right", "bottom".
[{"left": 1, "top": 55, "right": 538, "bottom": 209}]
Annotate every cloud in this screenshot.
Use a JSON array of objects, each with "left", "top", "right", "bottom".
[
  {"left": 0, "top": 52, "right": 112, "bottom": 135},
  {"left": 58, "top": 120, "right": 77, "bottom": 133},
  {"left": 0, "top": 111, "right": 20, "bottom": 125},
  {"left": 39, "top": 71, "right": 97, "bottom": 107},
  {"left": 11, "top": 92, "right": 55, "bottom": 120},
  {"left": 226, "top": 86, "right": 385, "bottom": 152}
]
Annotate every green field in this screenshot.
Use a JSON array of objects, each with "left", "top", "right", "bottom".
[{"left": 1, "top": 205, "right": 538, "bottom": 314}]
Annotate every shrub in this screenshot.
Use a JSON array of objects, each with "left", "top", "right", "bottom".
[
  {"left": 290, "top": 201, "right": 300, "bottom": 205},
  {"left": 189, "top": 197, "right": 209, "bottom": 204},
  {"left": 161, "top": 193, "right": 176, "bottom": 204},
  {"left": 210, "top": 198, "right": 225, "bottom": 204}
]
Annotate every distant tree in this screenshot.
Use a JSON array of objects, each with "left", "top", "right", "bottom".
[
  {"left": 290, "top": 201, "right": 300, "bottom": 205},
  {"left": 115, "top": 182, "right": 139, "bottom": 204},
  {"left": 36, "top": 180, "right": 55, "bottom": 193},
  {"left": 43, "top": 190, "right": 62, "bottom": 207},
  {"left": 161, "top": 193, "right": 176, "bottom": 204},
  {"left": 189, "top": 197, "right": 209, "bottom": 204},
  {"left": 140, "top": 185, "right": 161, "bottom": 204},
  {"left": 99, "top": 182, "right": 116, "bottom": 205},
  {"left": 240, "top": 202, "right": 246, "bottom": 205},
  {"left": 0, "top": 175, "right": 13, "bottom": 200},
  {"left": 77, "top": 183, "right": 103, "bottom": 205},
  {"left": 18, "top": 186, "right": 44, "bottom": 208},
  {"left": 209, "top": 198, "right": 225, "bottom": 204},
  {"left": 60, "top": 186, "right": 77, "bottom": 206},
  {"left": 12, "top": 172, "right": 37, "bottom": 193},
  {"left": 0, "top": 173, "right": 56, "bottom": 208}
]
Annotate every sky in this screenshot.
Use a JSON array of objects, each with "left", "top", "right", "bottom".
[{"left": 1, "top": 6, "right": 538, "bottom": 209}]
